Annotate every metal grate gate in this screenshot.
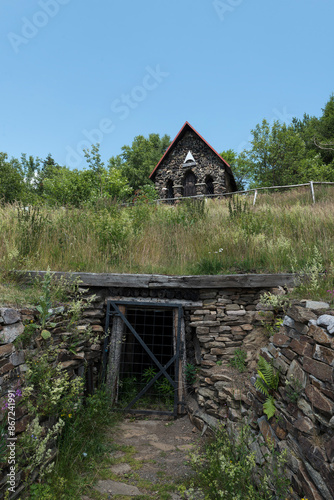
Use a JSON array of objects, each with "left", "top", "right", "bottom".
[{"left": 103, "top": 301, "right": 185, "bottom": 417}]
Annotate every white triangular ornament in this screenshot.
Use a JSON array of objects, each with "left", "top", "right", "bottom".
[{"left": 184, "top": 151, "right": 195, "bottom": 163}]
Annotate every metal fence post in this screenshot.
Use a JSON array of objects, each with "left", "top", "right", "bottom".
[
  {"left": 253, "top": 189, "right": 258, "bottom": 206},
  {"left": 310, "top": 181, "right": 315, "bottom": 204}
]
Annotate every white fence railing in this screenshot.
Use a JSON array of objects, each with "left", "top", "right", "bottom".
[
  {"left": 122, "top": 181, "right": 334, "bottom": 207},
  {"left": 154, "top": 181, "right": 334, "bottom": 206}
]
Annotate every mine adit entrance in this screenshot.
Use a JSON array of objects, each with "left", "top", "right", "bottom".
[{"left": 103, "top": 301, "right": 186, "bottom": 417}]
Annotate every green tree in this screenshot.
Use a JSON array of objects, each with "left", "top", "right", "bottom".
[
  {"left": 0, "top": 153, "right": 25, "bottom": 203},
  {"left": 314, "top": 94, "right": 334, "bottom": 165},
  {"left": 240, "top": 119, "right": 308, "bottom": 187},
  {"left": 84, "top": 143, "right": 105, "bottom": 196},
  {"left": 42, "top": 167, "right": 93, "bottom": 206},
  {"left": 109, "top": 133, "right": 171, "bottom": 191},
  {"left": 220, "top": 149, "right": 249, "bottom": 190}
]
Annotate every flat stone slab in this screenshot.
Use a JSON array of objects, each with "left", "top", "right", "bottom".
[
  {"left": 110, "top": 463, "right": 132, "bottom": 475},
  {"left": 302, "top": 300, "right": 330, "bottom": 311},
  {"left": 94, "top": 479, "right": 142, "bottom": 496}
]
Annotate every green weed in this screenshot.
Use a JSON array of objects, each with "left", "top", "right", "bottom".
[
  {"left": 228, "top": 348, "right": 247, "bottom": 373},
  {"left": 186, "top": 423, "right": 290, "bottom": 500}
]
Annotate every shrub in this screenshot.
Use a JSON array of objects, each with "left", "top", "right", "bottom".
[{"left": 186, "top": 423, "right": 290, "bottom": 500}]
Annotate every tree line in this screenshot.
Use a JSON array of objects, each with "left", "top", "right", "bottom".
[{"left": 1, "top": 95, "right": 333, "bottom": 205}]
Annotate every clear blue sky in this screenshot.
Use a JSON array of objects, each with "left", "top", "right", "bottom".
[{"left": 1, "top": 0, "right": 333, "bottom": 170}]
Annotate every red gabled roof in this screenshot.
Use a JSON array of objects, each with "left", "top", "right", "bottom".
[{"left": 149, "top": 121, "right": 233, "bottom": 179}]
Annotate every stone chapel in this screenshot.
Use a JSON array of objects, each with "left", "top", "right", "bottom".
[{"left": 149, "top": 121, "right": 237, "bottom": 201}]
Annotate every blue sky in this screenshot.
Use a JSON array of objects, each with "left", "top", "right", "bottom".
[{"left": 1, "top": 0, "right": 333, "bottom": 170}]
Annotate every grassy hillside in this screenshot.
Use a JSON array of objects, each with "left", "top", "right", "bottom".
[{"left": 1, "top": 185, "right": 334, "bottom": 303}]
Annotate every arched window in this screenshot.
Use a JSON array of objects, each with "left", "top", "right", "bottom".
[
  {"left": 205, "top": 176, "right": 214, "bottom": 196},
  {"left": 183, "top": 171, "right": 197, "bottom": 198},
  {"left": 166, "top": 180, "right": 174, "bottom": 204}
]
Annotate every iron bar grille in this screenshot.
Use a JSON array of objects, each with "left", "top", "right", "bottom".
[{"left": 117, "top": 307, "right": 176, "bottom": 413}]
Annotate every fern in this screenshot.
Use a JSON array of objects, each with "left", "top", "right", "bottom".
[
  {"left": 255, "top": 356, "right": 279, "bottom": 419},
  {"left": 263, "top": 396, "right": 276, "bottom": 420}
]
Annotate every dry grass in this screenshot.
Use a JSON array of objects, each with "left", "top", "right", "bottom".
[{"left": 0, "top": 188, "right": 334, "bottom": 296}]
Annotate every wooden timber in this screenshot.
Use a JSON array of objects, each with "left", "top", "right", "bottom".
[{"left": 22, "top": 271, "right": 297, "bottom": 289}]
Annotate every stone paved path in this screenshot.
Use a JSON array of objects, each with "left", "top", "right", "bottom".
[{"left": 82, "top": 415, "right": 202, "bottom": 499}]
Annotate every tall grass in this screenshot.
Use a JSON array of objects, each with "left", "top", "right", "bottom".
[{"left": 1, "top": 188, "right": 334, "bottom": 292}]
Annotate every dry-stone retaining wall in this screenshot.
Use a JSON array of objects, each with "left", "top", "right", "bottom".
[
  {"left": 1, "top": 283, "right": 334, "bottom": 499},
  {"left": 185, "top": 290, "right": 334, "bottom": 500},
  {"left": 0, "top": 297, "right": 105, "bottom": 499}
]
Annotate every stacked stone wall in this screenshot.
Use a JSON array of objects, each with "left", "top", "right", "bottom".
[
  {"left": 0, "top": 297, "right": 105, "bottom": 498},
  {"left": 185, "top": 289, "right": 334, "bottom": 500}
]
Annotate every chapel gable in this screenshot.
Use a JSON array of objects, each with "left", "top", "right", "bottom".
[{"left": 149, "top": 122, "right": 237, "bottom": 201}]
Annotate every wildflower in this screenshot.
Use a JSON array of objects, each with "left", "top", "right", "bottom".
[{"left": 68, "top": 414, "right": 72, "bottom": 418}]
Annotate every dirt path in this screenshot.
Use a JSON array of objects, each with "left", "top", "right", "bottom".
[{"left": 82, "top": 415, "right": 203, "bottom": 499}]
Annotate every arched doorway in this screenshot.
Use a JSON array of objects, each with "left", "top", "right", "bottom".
[{"left": 183, "top": 171, "right": 196, "bottom": 198}]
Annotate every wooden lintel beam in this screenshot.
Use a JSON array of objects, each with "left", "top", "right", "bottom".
[{"left": 21, "top": 271, "right": 296, "bottom": 289}]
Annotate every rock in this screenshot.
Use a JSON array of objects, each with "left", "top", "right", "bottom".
[
  {"left": 287, "top": 305, "right": 317, "bottom": 324},
  {"left": 271, "top": 333, "right": 290, "bottom": 347},
  {"left": 313, "top": 345, "right": 334, "bottom": 366},
  {"left": 317, "top": 314, "right": 334, "bottom": 334},
  {"left": 249, "top": 440, "right": 264, "bottom": 465},
  {"left": 110, "top": 463, "right": 132, "bottom": 475},
  {"left": 94, "top": 480, "right": 142, "bottom": 497},
  {"left": 305, "top": 385, "right": 334, "bottom": 415},
  {"left": 225, "top": 304, "right": 241, "bottom": 311},
  {"left": 301, "top": 300, "right": 330, "bottom": 311},
  {"left": 90, "top": 344, "right": 101, "bottom": 351},
  {"left": 293, "top": 321, "right": 309, "bottom": 335},
  {"left": 91, "top": 325, "right": 104, "bottom": 332},
  {"left": 0, "top": 308, "right": 21, "bottom": 325},
  {"left": 189, "top": 320, "right": 219, "bottom": 327},
  {"left": 257, "top": 416, "right": 276, "bottom": 444},
  {"left": 325, "top": 436, "right": 334, "bottom": 462},
  {"left": 197, "top": 388, "right": 215, "bottom": 399},
  {"left": 1, "top": 323, "right": 24, "bottom": 343},
  {"left": 303, "top": 357, "right": 333, "bottom": 382},
  {"left": 297, "top": 463, "right": 324, "bottom": 500},
  {"left": 281, "top": 347, "right": 297, "bottom": 360},
  {"left": 240, "top": 324, "right": 253, "bottom": 331},
  {"left": 287, "top": 360, "right": 308, "bottom": 389},
  {"left": 271, "top": 418, "right": 287, "bottom": 439},
  {"left": 272, "top": 355, "right": 289, "bottom": 374},
  {"left": 254, "top": 310, "right": 274, "bottom": 322},
  {"left": 304, "top": 462, "right": 333, "bottom": 500},
  {"left": 9, "top": 352, "right": 25, "bottom": 366},
  {"left": 294, "top": 416, "right": 315, "bottom": 434},
  {"left": 255, "top": 303, "right": 274, "bottom": 311},
  {"left": 15, "top": 415, "right": 30, "bottom": 434},
  {"left": 0, "top": 343, "right": 14, "bottom": 357},
  {"left": 289, "top": 339, "right": 313, "bottom": 357},
  {"left": 308, "top": 324, "right": 333, "bottom": 346},
  {"left": 283, "top": 315, "right": 295, "bottom": 328},
  {"left": 226, "top": 310, "right": 246, "bottom": 316},
  {"left": 0, "top": 362, "right": 15, "bottom": 375},
  {"left": 228, "top": 408, "right": 240, "bottom": 422}
]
